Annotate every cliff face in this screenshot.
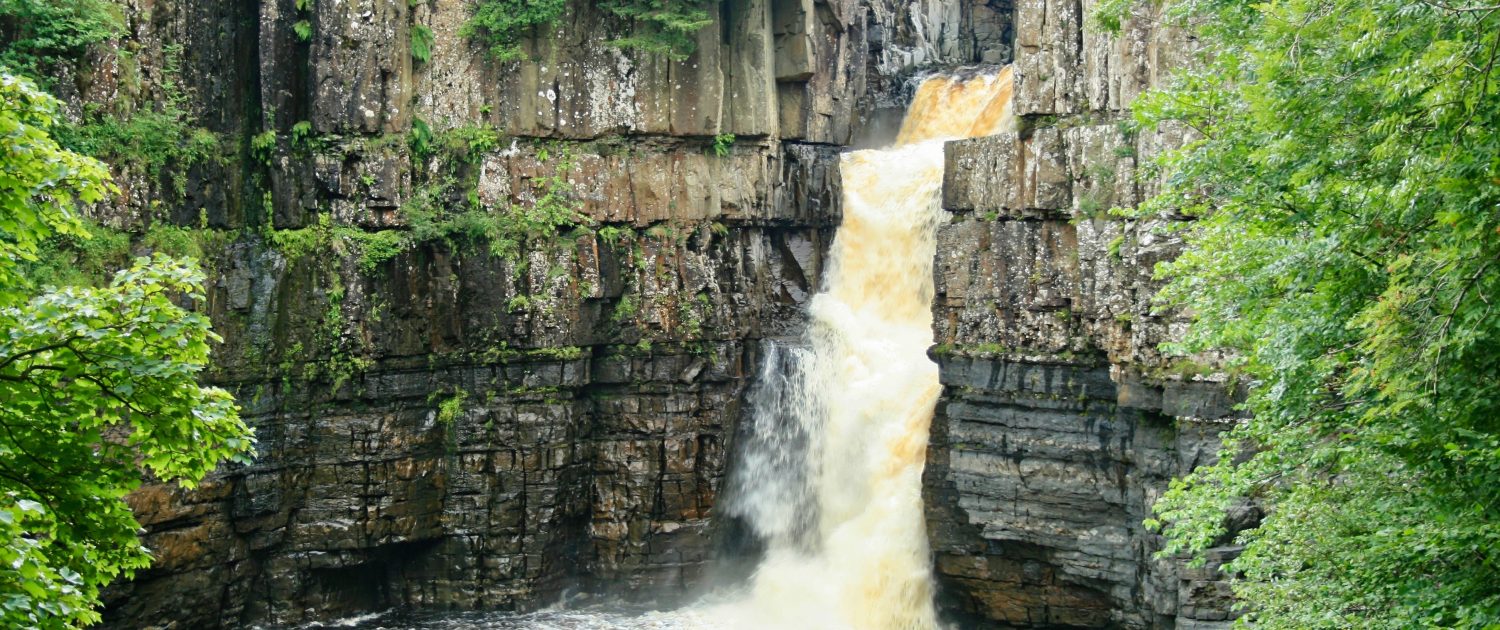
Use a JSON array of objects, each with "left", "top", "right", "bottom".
[
  {"left": 68, "top": 1, "right": 1017, "bottom": 627},
  {"left": 46, "top": 0, "right": 1245, "bottom": 626},
  {"left": 922, "top": 2, "right": 1248, "bottom": 628}
]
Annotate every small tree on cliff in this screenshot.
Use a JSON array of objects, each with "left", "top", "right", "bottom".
[
  {"left": 1095, "top": 0, "right": 1500, "bottom": 627},
  {"left": 0, "top": 72, "right": 254, "bottom": 628}
]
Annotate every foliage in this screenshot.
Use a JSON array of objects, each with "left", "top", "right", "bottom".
[
  {"left": 459, "top": 0, "right": 566, "bottom": 62},
  {"left": 0, "top": 257, "right": 253, "bottom": 628},
  {"left": 290, "top": 121, "right": 315, "bottom": 149},
  {"left": 23, "top": 220, "right": 130, "bottom": 289},
  {"left": 408, "top": 117, "right": 433, "bottom": 158},
  {"left": 1095, "top": 0, "right": 1500, "bottom": 627},
  {"left": 596, "top": 0, "right": 712, "bottom": 60},
  {"left": 250, "top": 129, "right": 277, "bottom": 165},
  {"left": 433, "top": 388, "right": 468, "bottom": 425},
  {"left": 55, "top": 110, "right": 221, "bottom": 196},
  {"left": 0, "top": 0, "right": 123, "bottom": 83},
  {"left": 51, "top": 44, "right": 224, "bottom": 198},
  {"left": 0, "top": 74, "right": 108, "bottom": 302},
  {"left": 0, "top": 73, "right": 253, "bottom": 628},
  {"left": 293, "top": 20, "right": 312, "bottom": 42},
  {"left": 24, "top": 220, "right": 220, "bottom": 289},
  {"left": 462, "top": 0, "right": 712, "bottom": 62},
  {"left": 292, "top": 0, "right": 313, "bottom": 42},
  {"left": 271, "top": 132, "right": 583, "bottom": 272},
  {"left": 710, "top": 133, "right": 734, "bottom": 157},
  {"left": 411, "top": 23, "right": 435, "bottom": 63}
]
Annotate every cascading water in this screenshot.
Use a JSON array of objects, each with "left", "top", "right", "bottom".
[
  {"left": 319, "top": 67, "right": 1013, "bottom": 630},
  {"left": 717, "top": 66, "right": 1016, "bottom": 630}
]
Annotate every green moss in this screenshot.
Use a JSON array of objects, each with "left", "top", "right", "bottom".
[
  {"left": 1146, "top": 358, "right": 1217, "bottom": 381},
  {"left": 597, "top": 225, "right": 629, "bottom": 247},
  {"left": 531, "top": 345, "right": 584, "bottom": 361},
  {"left": 24, "top": 221, "right": 131, "bottom": 288},
  {"left": 139, "top": 224, "right": 207, "bottom": 260},
  {"left": 676, "top": 292, "right": 709, "bottom": 337},
  {"left": 1077, "top": 193, "right": 1106, "bottom": 218},
  {"left": 267, "top": 135, "right": 584, "bottom": 273},
  {"left": 930, "top": 343, "right": 1011, "bottom": 357},
  {"left": 52, "top": 44, "right": 224, "bottom": 199},
  {"left": 25, "top": 219, "right": 237, "bottom": 289}
]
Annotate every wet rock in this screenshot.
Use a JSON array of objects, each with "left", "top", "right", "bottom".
[{"left": 928, "top": 14, "right": 1242, "bottom": 627}]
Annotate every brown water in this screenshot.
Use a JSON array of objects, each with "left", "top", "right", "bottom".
[
  {"left": 716, "top": 66, "right": 1016, "bottom": 630},
  {"left": 318, "top": 66, "right": 1016, "bottom": 630}
]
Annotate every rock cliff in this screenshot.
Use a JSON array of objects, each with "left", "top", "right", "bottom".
[
  {"left": 39, "top": 0, "right": 1246, "bottom": 626},
  {"left": 60, "top": 0, "right": 1018, "bottom": 627},
  {"left": 921, "top": 2, "right": 1248, "bottom": 627}
]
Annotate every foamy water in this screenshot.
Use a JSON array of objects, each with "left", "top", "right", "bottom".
[
  {"left": 716, "top": 66, "right": 1017, "bottom": 630},
  {"left": 295, "top": 67, "right": 1015, "bottom": 630},
  {"left": 295, "top": 608, "right": 713, "bottom": 629}
]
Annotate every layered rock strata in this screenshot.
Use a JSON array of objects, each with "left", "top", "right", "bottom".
[
  {"left": 50, "top": 0, "right": 1253, "bottom": 626},
  {"left": 65, "top": 0, "right": 1013, "bottom": 627},
  {"left": 922, "top": 2, "right": 1250, "bottom": 628}
]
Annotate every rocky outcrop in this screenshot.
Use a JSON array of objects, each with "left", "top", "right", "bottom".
[
  {"left": 65, "top": 0, "right": 1013, "bottom": 628},
  {"left": 923, "top": 2, "right": 1250, "bottom": 628},
  {"left": 53, "top": 0, "right": 1245, "bottom": 626}
]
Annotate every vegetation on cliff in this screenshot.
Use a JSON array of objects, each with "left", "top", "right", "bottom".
[
  {"left": 0, "top": 73, "right": 254, "bottom": 627},
  {"left": 0, "top": 0, "right": 122, "bottom": 83},
  {"left": 1097, "top": 0, "right": 1500, "bottom": 626},
  {"left": 463, "top": 0, "right": 713, "bottom": 61}
]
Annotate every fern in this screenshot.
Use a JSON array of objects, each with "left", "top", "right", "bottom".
[
  {"left": 461, "top": 0, "right": 713, "bottom": 62},
  {"left": 411, "top": 23, "right": 435, "bottom": 63}
]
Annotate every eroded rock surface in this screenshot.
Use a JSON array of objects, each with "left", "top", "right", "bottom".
[
  {"left": 70, "top": 0, "right": 1011, "bottom": 627},
  {"left": 56, "top": 0, "right": 1245, "bottom": 627},
  {"left": 923, "top": 3, "right": 1247, "bottom": 627}
]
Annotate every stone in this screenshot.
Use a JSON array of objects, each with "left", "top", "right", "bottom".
[
  {"left": 925, "top": 4, "right": 1243, "bottom": 626},
  {"left": 53, "top": 0, "right": 1234, "bottom": 627}
]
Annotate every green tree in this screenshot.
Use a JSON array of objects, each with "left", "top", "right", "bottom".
[
  {"left": 462, "top": 0, "right": 712, "bottom": 61},
  {"left": 1095, "top": 0, "right": 1500, "bottom": 627},
  {"left": 0, "top": 73, "right": 254, "bottom": 627},
  {"left": 459, "top": 0, "right": 567, "bottom": 61},
  {"left": 0, "top": 0, "right": 124, "bottom": 83}
]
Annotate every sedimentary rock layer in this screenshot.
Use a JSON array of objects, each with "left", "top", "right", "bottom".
[
  {"left": 72, "top": 0, "right": 1013, "bottom": 627},
  {"left": 922, "top": 2, "right": 1247, "bottom": 627}
]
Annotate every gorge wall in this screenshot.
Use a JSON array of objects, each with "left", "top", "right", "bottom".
[
  {"left": 922, "top": 2, "right": 1249, "bottom": 628},
  {"left": 33, "top": 0, "right": 1245, "bottom": 627},
  {"left": 59, "top": 0, "right": 1020, "bottom": 627}
]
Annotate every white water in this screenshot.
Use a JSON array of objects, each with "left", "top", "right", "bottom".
[
  {"left": 319, "top": 67, "right": 1015, "bottom": 630},
  {"left": 716, "top": 67, "right": 1016, "bottom": 630}
]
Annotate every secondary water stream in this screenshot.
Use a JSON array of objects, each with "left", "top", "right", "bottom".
[{"left": 317, "top": 67, "right": 1014, "bottom": 630}]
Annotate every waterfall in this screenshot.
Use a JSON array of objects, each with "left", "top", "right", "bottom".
[
  {"left": 720, "top": 66, "right": 1016, "bottom": 630},
  {"left": 291, "top": 66, "right": 1018, "bottom": 630}
]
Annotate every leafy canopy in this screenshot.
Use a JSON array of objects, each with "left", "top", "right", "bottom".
[
  {"left": 0, "top": 74, "right": 105, "bottom": 301},
  {"left": 1096, "top": 0, "right": 1500, "bottom": 627},
  {"left": 0, "top": 0, "right": 123, "bottom": 83},
  {"left": 0, "top": 73, "right": 254, "bottom": 627}
]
